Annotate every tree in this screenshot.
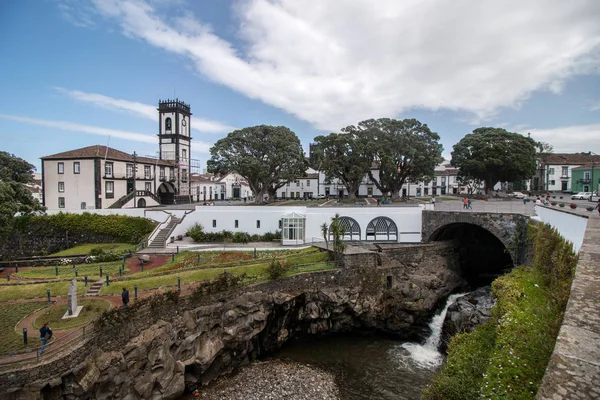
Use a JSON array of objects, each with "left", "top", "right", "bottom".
[
  {"left": 207, "top": 126, "right": 308, "bottom": 204},
  {"left": 0, "top": 152, "right": 44, "bottom": 238},
  {"left": 311, "top": 132, "right": 371, "bottom": 200},
  {"left": 352, "top": 118, "right": 443, "bottom": 200},
  {"left": 451, "top": 128, "right": 537, "bottom": 194},
  {"left": 320, "top": 222, "right": 329, "bottom": 257},
  {"left": 456, "top": 173, "right": 484, "bottom": 195}
]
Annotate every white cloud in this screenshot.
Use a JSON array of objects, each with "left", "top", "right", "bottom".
[
  {"left": 86, "top": 0, "right": 600, "bottom": 130},
  {"left": 55, "top": 87, "right": 234, "bottom": 133},
  {"left": 0, "top": 113, "right": 211, "bottom": 154},
  {"left": 527, "top": 123, "right": 600, "bottom": 153},
  {"left": 591, "top": 102, "right": 600, "bottom": 111},
  {"left": 57, "top": 0, "right": 96, "bottom": 28}
]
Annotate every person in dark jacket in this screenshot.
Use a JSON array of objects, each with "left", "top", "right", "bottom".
[
  {"left": 122, "top": 287, "right": 130, "bottom": 308},
  {"left": 40, "top": 322, "right": 52, "bottom": 355}
]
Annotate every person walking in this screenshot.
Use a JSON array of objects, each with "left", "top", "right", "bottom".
[
  {"left": 430, "top": 196, "right": 436, "bottom": 208},
  {"left": 468, "top": 198, "right": 473, "bottom": 209},
  {"left": 122, "top": 287, "right": 130, "bottom": 308},
  {"left": 595, "top": 199, "right": 600, "bottom": 216},
  {"left": 39, "top": 322, "right": 52, "bottom": 355},
  {"left": 522, "top": 195, "right": 527, "bottom": 205},
  {"left": 463, "top": 197, "right": 468, "bottom": 209}
]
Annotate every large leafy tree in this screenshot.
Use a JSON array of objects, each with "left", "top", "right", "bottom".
[
  {"left": 0, "top": 152, "right": 44, "bottom": 238},
  {"left": 207, "top": 126, "right": 307, "bottom": 203},
  {"left": 311, "top": 132, "right": 371, "bottom": 200},
  {"left": 451, "top": 128, "right": 537, "bottom": 193},
  {"left": 352, "top": 118, "right": 443, "bottom": 200}
]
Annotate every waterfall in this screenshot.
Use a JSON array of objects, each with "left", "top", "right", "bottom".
[{"left": 400, "top": 293, "right": 466, "bottom": 369}]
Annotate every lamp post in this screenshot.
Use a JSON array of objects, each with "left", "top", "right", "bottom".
[{"left": 590, "top": 152, "right": 597, "bottom": 196}]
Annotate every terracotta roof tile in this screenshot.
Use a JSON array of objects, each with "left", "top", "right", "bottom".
[
  {"left": 542, "top": 153, "right": 600, "bottom": 165},
  {"left": 41, "top": 145, "right": 174, "bottom": 166}
]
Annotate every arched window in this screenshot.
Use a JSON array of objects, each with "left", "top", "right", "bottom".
[
  {"left": 329, "top": 216, "right": 361, "bottom": 241},
  {"left": 366, "top": 217, "right": 398, "bottom": 241},
  {"left": 165, "top": 117, "right": 172, "bottom": 132}
]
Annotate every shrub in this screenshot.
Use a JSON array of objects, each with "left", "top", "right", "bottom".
[
  {"left": 551, "top": 201, "right": 557, "bottom": 206},
  {"left": 569, "top": 203, "right": 577, "bottom": 209},
  {"left": 552, "top": 195, "right": 556, "bottom": 198},
  {"left": 559, "top": 196, "right": 563, "bottom": 199},
  {"left": 587, "top": 206, "right": 594, "bottom": 212},
  {"left": 186, "top": 223, "right": 204, "bottom": 241},
  {"left": 266, "top": 258, "right": 289, "bottom": 279},
  {"left": 559, "top": 203, "right": 565, "bottom": 207}
]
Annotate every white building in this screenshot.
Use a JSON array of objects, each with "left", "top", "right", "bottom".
[
  {"left": 190, "top": 172, "right": 253, "bottom": 202},
  {"left": 539, "top": 153, "right": 600, "bottom": 193},
  {"left": 170, "top": 205, "right": 424, "bottom": 245},
  {"left": 41, "top": 146, "right": 175, "bottom": 209},
  {"left": 41, "top": 99, "right": 198, "bottom": 209}
]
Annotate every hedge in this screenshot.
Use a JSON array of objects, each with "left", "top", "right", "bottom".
[{"left": 12, "top": 213, "right": 156, "bottom": 244}]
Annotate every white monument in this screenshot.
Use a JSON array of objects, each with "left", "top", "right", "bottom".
[{"left": 62, "top": 280, "right": 83, "bottom": 319}]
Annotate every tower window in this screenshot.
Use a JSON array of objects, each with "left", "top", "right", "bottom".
[
  {"left": 165, "top": 117, "right": 172, "bottom": 132},
  {"left": 73, "top": 162, "right": 80, "bottom": 174},
  {"left": 235, "top": 220, "right": 239, "bottom": 228},
  {"left": 213, "top": 220, "right": 217, "bottom": 228},
  {"left": 182, "top": 149, "right": 187, "bottom": 161},
  {"left": 58, "top": 197, "right": 65, "bottom": 208},
  {"left": 256, "top": 220, "right": 261, "bottom": 229},
  {"left": 57, "top": 162, "right": 64, "bottom": 174},
  {"left": 58, "top": 182, "right": 65, "bottom": 192}
]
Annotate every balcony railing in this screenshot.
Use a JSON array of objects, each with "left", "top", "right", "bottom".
[{"left": 578, "top": 179, "right": 591, "bottom": 184}]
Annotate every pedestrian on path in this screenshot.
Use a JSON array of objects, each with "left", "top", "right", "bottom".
[
  {"left": 468, "top": 198, "right": 473, "bottom": 209},
  {"left": 39, "top": 322, "right": 52, "bottom": 355},
  {"left": 430, "top": 196, "right": 436, "bottom": 208},
  {"left": 595, "top": 199, "right": 600, "bottom": 216},
  {"left": 122, "top": 287, "right": 130, "bottom": 308},
  {"left": 463, "top": 197, "right": 468, "bottom": 209},
  {"left": 523, "top": 195, "right": 527, "bottom": 205}
]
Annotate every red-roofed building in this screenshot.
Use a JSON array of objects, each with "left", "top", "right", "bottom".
[{"left": 41, "top": 99, "right": 195, "bottom": 209}]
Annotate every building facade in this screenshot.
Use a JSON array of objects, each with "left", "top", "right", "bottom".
[
  {"left": 41, "top": 146, "right": 175, "bottom": 209},
  {"left": 537, "top": 153, "right": 600, "bottom": 193},
  {"left": 571, "top": 164, "right": 600, "bottom": 194}
]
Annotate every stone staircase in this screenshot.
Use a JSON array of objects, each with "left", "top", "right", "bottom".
[
  {"left": 147, "top": 217, "right": 181, "bottom": 249},
  {"left": 85, "top": 280, "right": 104, "bottom": 296}
]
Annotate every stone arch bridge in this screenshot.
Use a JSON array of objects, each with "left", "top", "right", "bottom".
[{"left": 422, "top": 211, "right": 531, "bottom": 264}]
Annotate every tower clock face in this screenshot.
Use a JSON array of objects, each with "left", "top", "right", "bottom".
[{"left": 182, "top": 119, "right": 186, "bottom": 126}]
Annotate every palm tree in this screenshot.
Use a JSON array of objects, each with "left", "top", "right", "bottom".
[{"left": 320, "top": 222, "right": 329, "bottom": 259}]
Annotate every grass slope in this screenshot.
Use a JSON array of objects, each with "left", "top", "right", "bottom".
[
  {"left": 50, "top": 243, "right": 135, "bottom": 256},
  {"left": 0, "top": 281, "right": 87, "bottom": 302},
  {"left": 33, "top": 299, "right": 111, "bottom": 331},
  {"left": 0, "top": 302, "right": 48, "bottom": 352}
]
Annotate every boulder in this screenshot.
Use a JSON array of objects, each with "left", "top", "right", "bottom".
[{"left": 441, "top": 286, "right": 494, "bottom": 352}]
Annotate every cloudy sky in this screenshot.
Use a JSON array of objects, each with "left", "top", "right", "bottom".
[{"left": 1, "top": 0, "right": 600, "bottom": 170}]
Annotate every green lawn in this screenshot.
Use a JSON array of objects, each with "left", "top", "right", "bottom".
[
  {"left": 0, "top": 281, "right": 87, "bottom": 302},
  {"left": 50, "top": 243, "right": 135, "bottom": 256},
  {"left": 99, "top": 251, "right": 330, "bottom": 295},
  {"left": 13, "top": 262, "right": 128, "bottom": 280},
  {"left": 0, "top": 301, "right": 48, "bottom": 352},
  {"left": 268, "top": 199, "right": 328, "bottom": 206},
  {"left": 33, "top": 299, "right": 111, "bottom": 331},
  {"left": 129, "top": 248, "right": 322, "bottom": 278},
  {"left": 413, "top": 196, "right": 459, "bottom": 202}
]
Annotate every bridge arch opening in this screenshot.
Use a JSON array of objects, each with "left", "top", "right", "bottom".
[{"left": 429, "top": 222, "right": 513, "bottom": 287}]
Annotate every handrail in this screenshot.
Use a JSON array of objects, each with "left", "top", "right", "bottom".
[{"left": 0, "top": 325, "right": 91, "bottom": 369}]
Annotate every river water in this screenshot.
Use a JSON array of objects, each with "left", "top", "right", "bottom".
[{"left": 275, "top": 293, "right": 465, "bottom": 400}]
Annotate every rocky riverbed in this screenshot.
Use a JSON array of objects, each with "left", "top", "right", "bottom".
[{"left": 188, "top": 360, "right": 340, "bottom": 400}]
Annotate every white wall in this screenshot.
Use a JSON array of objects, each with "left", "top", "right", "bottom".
[
  {"left": 534, "top": 205, "right": 588, "bottom": 252},
  {"left": 43, "top": 159, "right": 96, "bottom": 210},
  {"left": 169, "top": 205, "right": 423, "bottom": 243}
]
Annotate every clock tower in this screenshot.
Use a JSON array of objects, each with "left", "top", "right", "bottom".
[{"left": 158, "top": 99, "right": 192, "bottom": 196}]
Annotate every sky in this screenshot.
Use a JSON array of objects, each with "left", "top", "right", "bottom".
[{"left": 1, "top": 0, "right": 600, "bottom": 172}]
